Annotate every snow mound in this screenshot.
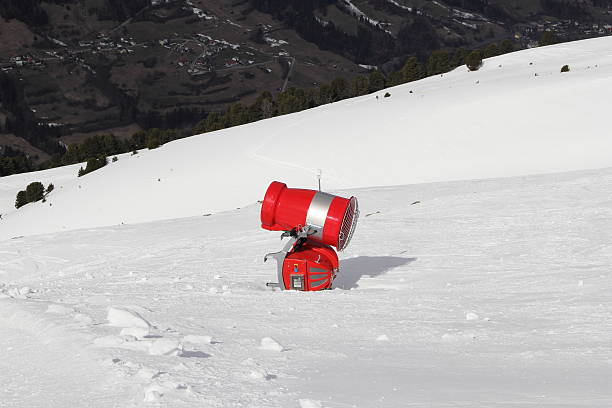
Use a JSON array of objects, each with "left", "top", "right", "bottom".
[
  {"left": 149, "top": 338, "right": 183, "bottom": 356},
  {"left": 299, "top": 399, "right": 322, "bottom": 408},
  {"left": 183, "top": 334, "right": 213, "bottom": 345},
  {"left": 259, "top": 337, "right": 285, "bottom": 352},
  {"left": 143, "top": 385, "right": 164, "bottom": 402},
  {"left": 120, "top": 327, "right": 150, "bottom": 339},
  {"left": 107, "top": 307, "right": 151, "bottom": 328}
]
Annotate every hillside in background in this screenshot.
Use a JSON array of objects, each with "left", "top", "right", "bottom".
[
  {"left": 2, "top": 36, "right": 612, "bottom": 239},
  {"left": 1, "top": 35, "right": 612, "bottom": 407},
  {"left": 1, "top": 0, "right": 612, "bottom": 171}
]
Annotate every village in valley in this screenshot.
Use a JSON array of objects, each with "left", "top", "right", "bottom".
[
  {"left": 1, "top": 0, "right": 612, "bottom": 148},
  {"left": 0, "top": 0, "right": 304, "bottom": 136}
]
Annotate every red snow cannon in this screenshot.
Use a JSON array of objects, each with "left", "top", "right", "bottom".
[{"left": 261, "top": 181, "right": 359, "bottom": 291}]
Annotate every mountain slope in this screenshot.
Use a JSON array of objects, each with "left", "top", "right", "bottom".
[
  {"left": 1, "top": 167, "right": 612, "bottom": 407},
  {"left": 2, "top": 36, "right": 612, "bottom": 240}
]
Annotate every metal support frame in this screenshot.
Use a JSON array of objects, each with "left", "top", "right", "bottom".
[{"left": 264, "top": 226, "right": 317, "bottom": 290}]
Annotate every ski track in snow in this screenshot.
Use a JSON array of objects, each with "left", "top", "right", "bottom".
[{"left": 2, "top": 168, "right": 612, "bottom": 406}]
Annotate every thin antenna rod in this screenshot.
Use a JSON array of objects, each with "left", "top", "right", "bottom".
[{"left": 317, "top": 169, "right": 322, "bottom": 191}]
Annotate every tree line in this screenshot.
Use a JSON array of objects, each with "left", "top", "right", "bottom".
[
  {"left": 194, "top": 40, "right": 515, "bottom": 134},
  {"left": 0, "top": 147, "right": 34, "bottom": 177}
]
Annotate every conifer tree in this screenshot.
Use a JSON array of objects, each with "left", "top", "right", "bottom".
[
  {"left": 368, "top": 71, "right": 386, "bottom": 93},
  {"left": 426, "top": 51, "right": 450, "bottom": 76},
  {"left": 387, "top": 71, "right": 404, "bottom": 87},
  {"left": 351, "top": 75, "right": 370, "bottom": 97},
  {"left": 484, "top": 43, "right": 499, "bottom": 58},
  {"left": 499, "top": 39, "right": 514, "bottom": 54},
  {"left": 449, "top": 49, "right": 468, "bottom": 70},
  {"left": 465, "top": 50, "right": 483, "bottom": 71},
  {"left": 539, "top": 31, "right": 558, "bottom": 46},
  {"left": 25, "top": 182, "right": 44, "bottom": 203},
  {"left": 400, "top": 57, "right": 424, "bottom": 83},
  {"left": 317, "top": 84, "right": 333, "bottom": 105},
  {"left": 15, "top": 190, "right": 27, "bottom": 209},
  {"left": 330, "top": 77, "right": 349, "bottom": 102}
]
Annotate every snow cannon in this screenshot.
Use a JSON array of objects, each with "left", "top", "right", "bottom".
[{"left": 261, "top": 181, "right": 359, "bottom": 291}]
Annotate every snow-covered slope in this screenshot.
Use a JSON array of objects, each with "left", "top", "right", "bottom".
[
  {"left": 2, "top": 168, "right": 612, "bottom": 407},
  {"left": 2, "top": 37, "right": 612, "bottom": 239}
]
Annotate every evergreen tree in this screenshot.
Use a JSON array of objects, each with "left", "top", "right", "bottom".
[
  {"left": 426, "top": 51, "right": 450, "bottom": 76},
  {"left": 15, "top": 190, "right": 27, "bottom": 209},
  {"left": 276, "top": 88, "right": 308, "bottom": 115},
  {"left": 25, "top": 182, "right": 44, "bottom": 203},
  {"left": 399, "top": 57, "right": 424, "bottom": 83},
  {"left": 145, "top": 128, "right": 161, "bottom": 149},
  {"left": 539, "top": 31, "right": 558, "bottom": 47},
  {"left": 46, "top": 183, "right": 54, "bottom": 193},
  {"left": 499, "top": 39, "right": 514, "bottom": 54},
  {"left": 484, "top": 43, "right": 499, "bottom": 58},
  {"left": 248, "top": 91, "right": 275, "bottom": 122},
  {"left": 465, "top": 50, "right": 483, "bottom": 71},
  {"left": 227, "top": 103, "right": 250, "bottom": 127},
  {"left": 261, "top": 98, "right": 276, "bottom": 119},
  {"left": 78, "top": 155, "right": 108, "bottom": 177},
  {"left": 330, "top": 77, "right": 350, "bottom": 102},
  {"left": 351, "top": 75, "right": 370, "bottom": 97},
  {"left": 317, "top": 84, "right": 333, "bottom": 105},
  {"left": 387, "top": 71, "right": 404, "bottom": 87},
  {"left": 368, "top": 71, "right": 386, "bottom": 93},
  {"left": 450, "top": 49, "right": 468, "bottom": 70}
]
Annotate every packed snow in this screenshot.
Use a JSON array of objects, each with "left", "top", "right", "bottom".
[
  {"left": 1, "top": 38, "right": 612, "bottom": 407},
  {"left": 2, "top": 168, "right": 612, "bottom": 406}
]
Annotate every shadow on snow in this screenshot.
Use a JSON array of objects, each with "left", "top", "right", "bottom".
[{"left": 334, "top": 256, "right": 416, "bottom": 290}]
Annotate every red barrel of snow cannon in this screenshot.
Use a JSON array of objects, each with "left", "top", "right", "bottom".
[{"left": 261, "top": 181, "right": 359, "bottom": 251}]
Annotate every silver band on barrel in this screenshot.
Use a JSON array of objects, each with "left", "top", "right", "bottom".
[{"left": 305, "top": 191, "right": 334, "bottom": 240}]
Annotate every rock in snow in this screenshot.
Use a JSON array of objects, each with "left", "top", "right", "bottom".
[
  {"left": 259, "top": 337, "right": 285, "bottom": 352},
  {"left": 107, "top": 307, "right": 151, "bottom": 328}
]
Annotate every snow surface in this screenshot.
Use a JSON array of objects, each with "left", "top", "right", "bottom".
[
  {"left": 1, "top": 168, "right": 612, "bottom": 406},
  {"left": 2, "top": 37, "right": 612, "bottom": 239},
  {"left": 1, "top": 38, "right": 612, "bottom": 407}
]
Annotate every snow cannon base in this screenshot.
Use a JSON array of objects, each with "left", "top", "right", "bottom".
[
  {"left": 264, "top": 227, "right": 339, "bottom": 291},
  {"left": 282, "top": 242, "right": 338, "bottom": 291}
]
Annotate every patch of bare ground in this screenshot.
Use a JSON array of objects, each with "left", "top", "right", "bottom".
[
  {"left": 0, "top": 18, "right": 35, "bottom": 55},
  {"left": 0, "top": 134, "right": 50, "bottom": 162}
]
